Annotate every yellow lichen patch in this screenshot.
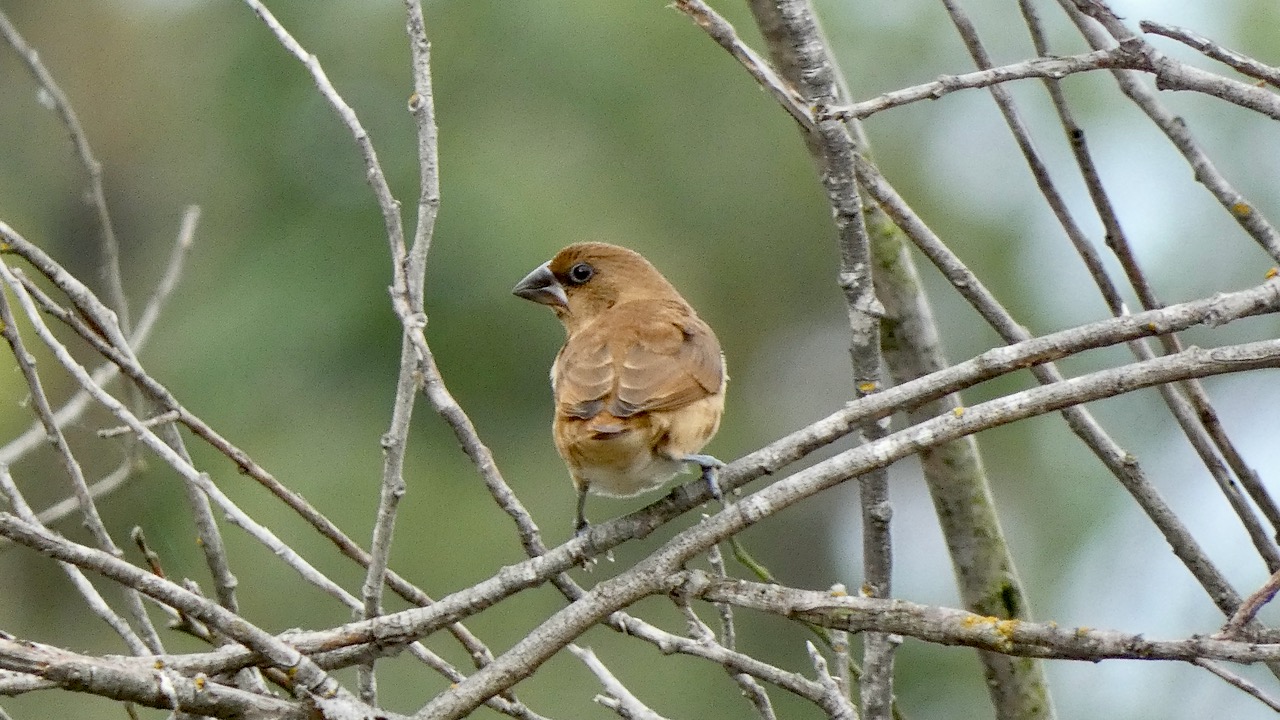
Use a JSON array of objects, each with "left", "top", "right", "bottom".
[
  {"left": 1232, "top": 202, "right": 1253, "bottom": 218},
  {"left": 829, "top": 586, "right": 848, "bottom": 597},
  {"left": 153, "top": 660, "right": 165, "bottom": 669},
  {"left": 983, "top": 619, "right": 1019, "bottom": 651},
  {"left": 1146, "top": 323, "right": 1159, "bottom": 332},
  {"left": 857, "top": 381, "right": 878, "bottom": 394},
  {"left": 0, "top": 241, "right": 10, "bottom": 252},
  {"left": 1075, "top": 626, "right": 1091, "bottom": 637},
  {"left": 960, "top": 614, "right": 999, "bottom": 629},
  {"left": 194, "top": 675, "right": 206, "bottom": 690},
  {"left": 1266, "top": 267, "right": 1279, "bottom": 280},
  {"left": 994, "top": 619, "right": 1019, "bottom": 639},
  {"left": 952, "top": 407, "right": 965, "bottom": 418}
]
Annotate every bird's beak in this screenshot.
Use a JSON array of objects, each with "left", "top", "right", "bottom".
[{"left": 512, "top": 262, "right": 568, "bottom": 308}]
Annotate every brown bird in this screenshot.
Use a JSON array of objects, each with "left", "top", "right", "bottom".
[{"left": 513, "top": 242, "right": 727, "bottom": 533}]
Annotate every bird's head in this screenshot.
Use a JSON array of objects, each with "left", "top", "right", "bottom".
[{"left": 513, "top": 242, "right": 681, "bottom": 332}]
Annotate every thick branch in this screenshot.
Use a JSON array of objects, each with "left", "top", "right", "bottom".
[
  {"left": 684, "top": 574, "right": 1280, "bottom": 664},
  {"left": 0, "top": 635, "right": 308, "bottom": 720}
]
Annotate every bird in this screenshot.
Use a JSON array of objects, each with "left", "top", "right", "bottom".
[{"left": 512, "top": 242, "right": 727, "bottom": 534}]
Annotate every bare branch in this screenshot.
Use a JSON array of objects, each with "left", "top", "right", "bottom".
[
  {"left": 239, "top": 0, "right": 406, "bottom": 266},
  {"left": 805, "top": 641, "right": 859, "bottom": 720},
  {"left": 686, "top": 573, "right": 1280, "bottom": 664},
  {"left": 0, "top": 206, "right": 196, "bottom": 472},
  {"left": 0, "top": 514, "right": 350, "bottom": 702},
  {"left": 853, "top": 156, "right": 1249, "bottom": 619},
  {"left": 0, "top": 468, "right": 147, "bottom": 655},
  {"left": 0, "top": 259, "right": 359, "bottom": 609},
  {"left": 672, "top": 0, "right": 813, "bottom": 131},
  {"left": 1192, "top": 659, "right": 1280, "bottom": 712},
  {"left": 0, "top": 267, "right": 163, "bottom": 654},
  {"left": 1058, "top": 0, "right": 1280, "bottom": 263},
  {"left": 1141, "top": 20, "right": 1280, "bottom": 89},
  {"left": 720, "top": 1, "right": 892, "bottom": 715},
  {"left": 1020, "top": 0, "right": 1280, "bottom": 566},
  {"left": 828, "top": 47, "right": 1147, "bottom": 120},
  {"left": 0, "top": 634, "right": 310, "bottom": 720},
  {"left": 0, "top": 7, "right": 131, "bottom": 333},
  {"left": 1222, "top": 570, "right": 1280, "bottom": 639},
  {"left": 569, "top": 645, "right": 670, "bottom": 720},
  {"left": 416, "top": 333, "right": 1280, "bottom": 718}
]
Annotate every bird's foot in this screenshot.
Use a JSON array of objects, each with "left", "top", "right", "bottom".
[
  {"left": 682, "top": 453, "right": 726, "bottom": 504},
  {"left": 571, "top": 518, "right": 615, "bottom": 568}
]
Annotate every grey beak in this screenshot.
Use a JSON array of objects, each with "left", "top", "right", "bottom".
[{"left": 513, "top": 262, "right": 568, "bottom": 308}]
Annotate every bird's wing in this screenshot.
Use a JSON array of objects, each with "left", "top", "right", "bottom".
[
  {"left": 553, "top": 339, "right": 612, "bottom": 420},
  {"left": 555, "top": 300, "right": 723, "bottom": 419}
]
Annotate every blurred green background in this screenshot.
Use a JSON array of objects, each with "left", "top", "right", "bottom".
[{"left": 2, "top": 0, "right": 1280, "bottom": 718}]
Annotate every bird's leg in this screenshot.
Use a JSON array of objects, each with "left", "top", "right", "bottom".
[
  {"left": 682, "top": 453, "right": 726, "bottom": 504},
  {"left": 574, "top": 484, "right": 591, "bottom": 537},
  {"left": 574, "top": 483, "right": 611, "bottom": 567}
]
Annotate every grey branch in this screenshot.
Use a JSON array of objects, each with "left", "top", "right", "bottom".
[
  {"left": 414, "top": 333, "right": 1280, "bottom": 718},
  {"left": 569, "top": 645, "right": 670, "bottom": 720},
  {"left": 827, "top": 47, "right": 1147, "bottom": 120},
  {"left": 0, "top": 514, "right": 360, "bottom": 705},
  {"left": 0, "top": 7, "right": 131, "bottom": 334},
  {"left": 682, "top": 573, "right": 1280, "bottom": 664},
  {"left": 0, "top": 634, "right": 311, "bottom": 720},
  {"left": 1141, "top": 20, "right": 1280, "bottom": 88}
]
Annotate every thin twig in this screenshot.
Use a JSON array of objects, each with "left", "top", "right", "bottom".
[
  {"left": 0, "top": 467, "right": 148, "bottom": 655},
  {"left": 706, "top": 542, "right": 777, "bottom": 720},
  {"left": 0, "top": 514, "right": 353, "bottom": 703},
  {"left": 568, "top": 645, "right": 670, "bottom": 720},
  {"left": 0, "top": 271, "right": 164, "bottom": 654},
  {"left": 0, "top": 225, "right": 501, "bottom": 675},
  {"left": 805, "top": 642, "right": 859, "bottom": 720},
  {"left": 1192, "top": 659, "right": 1280, "bottom": 712},
  {"left": 1057, "top": 0, "right": 1280, "bottom": 263},
  {"left": 671, "top": 0, "right": 814, "bottom": 131},
  {"left": 1140, "top": 20, "right": 1280, "bottom": 89},
  {"left": 950, "top": 0, "right": 1280, "bottom": 598},
  {"left": 99, "top": 410, "right": 182, "bottom": 438},
  {"left": 237, "top": 6, "right": 530, "bottom": 692},
  {"left": 1222, "top": 569, "right": 1280, "bottom": 638},
  {"left": 853, "top": 156, "right": 1248, "bottom": 618},
  {"left": 359, "top": 2, "right": 445, "bottom": 702},
  {"left": 697, "top": 0, "right": 893, "bottom": 714},
  {"left": 827, "top": 46, "right": 1147, "bottom": 120},
  {"left": 0, "top": 262, "right": 358, "bottom": 606},
  {"left": 0, "top": 205, "right": 196, "bottom": 470},
  {"left": 0, "top": 7, "right": 131, "bottom": 335},
  {"left": 1019, "top": 0, "right": 1280, "bottom": 571},
  {"left": 239, "top": 0, "right": 406, "bottom": 261}
]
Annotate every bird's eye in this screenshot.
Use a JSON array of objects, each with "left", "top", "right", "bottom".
[{"left": 567, "top": 262, "right": 595, "bottom": 285}]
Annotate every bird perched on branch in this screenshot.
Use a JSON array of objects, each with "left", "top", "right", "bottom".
[{"left": 513, "top": 242, "right": 727, "bottom": 534}]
